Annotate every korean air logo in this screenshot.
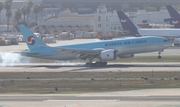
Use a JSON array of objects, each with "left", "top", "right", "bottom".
[
  {"left": 121, "top": 19, "right": 129, "bottom": 23},
  {"left": 27, "top": 36, "right": 36, "bottom": 45}
]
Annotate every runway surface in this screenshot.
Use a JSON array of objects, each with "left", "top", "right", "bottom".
[
  {"left": 0, "top": 63, "right": 180, "bottom": 72},
  {"left": 0, "top": 95, "right": 180, "bottom": 101},
  {"left": 0, "top": 89, "right": 180, "bottom": 107}
]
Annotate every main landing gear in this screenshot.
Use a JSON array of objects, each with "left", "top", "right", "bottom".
[
  {"left": 85, "top": 57, "right": 107, "bottom": 67},
  {"left": 158, "top": 50, "right": 162, "bottom": 59},
  {"left": 85, "top": 62, "right": 107, "bottom": 67}
]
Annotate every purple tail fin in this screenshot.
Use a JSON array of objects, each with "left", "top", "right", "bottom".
[
  {"left": 166, "top": 5, "right": 180, "bottom": 18},
  {"left": 165, "top": 5, "right": 180, "bottom": 28},
  {"left": 117, "top": 11, "right": 139, "bottom": 36}
]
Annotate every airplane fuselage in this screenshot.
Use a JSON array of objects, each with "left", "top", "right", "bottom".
[
  {"left": 21, "top": 36, "right": 172, "bottom": 60},
  {"left": 138, "top": 29, "right": 180, "bottom": 39}
]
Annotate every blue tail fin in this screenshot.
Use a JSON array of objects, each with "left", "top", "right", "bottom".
[
  {"left": 117, "top": 11, "right": 139, "bottom": 36},
  {"left": 18, "top": 25, "right": 47, "bottom": 51},
  {"left": 166, "top": 5, "right": 180, "bottom": 18}
]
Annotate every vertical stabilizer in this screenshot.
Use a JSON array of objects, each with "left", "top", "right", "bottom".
[
  {"left": 166, "top": 5, "right": 180, "bottom": 18},
  {"left": 117, "top": 11, "right": 139, "bottom": 36},
  {"left": 18, "top": 25, "right": 47, "bottom": 51}
]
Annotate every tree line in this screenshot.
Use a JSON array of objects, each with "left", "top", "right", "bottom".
[{"left": 0, "top": 0, "right": 44, "bottom": 31}]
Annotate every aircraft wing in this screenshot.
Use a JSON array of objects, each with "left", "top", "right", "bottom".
[{"left": 54, "top": 47, "right": 101, "bottom": 55}]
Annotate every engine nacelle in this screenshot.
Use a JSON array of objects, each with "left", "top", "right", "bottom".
[
  {"left": 174, "top": 38, "right": 180, "bottom": 45},
  {"left": 118, "top": 54, "right": 134, "bottom": 58},
  {"left": 100, "top": 49, "right": 116, "bottom": 61}
]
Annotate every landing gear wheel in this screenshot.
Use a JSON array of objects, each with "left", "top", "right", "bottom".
[
  {"left": 96, "top": 62, "right": 107, "bottom": 66},
  {"left": 102, "top": 62, "right": 107, "bottom": 66},
  {"left": 158, "top": 56, "right": 161, "bottom": 59},
  {"left": 91, "top": 63, "right": 97, "bottom": 66},
  {"left": 85, "top": 62, "right": 97, "bottom": 67},
  {"left": 85, "top": 62, "right": 107, "bottom": 67},
  {"left": 158, "top": 50, "right": 162, "bottom": 59}
]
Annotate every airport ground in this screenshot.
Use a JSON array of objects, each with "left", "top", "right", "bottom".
[
  {"left": 0, "top": 89, "right": 180, "bottom": 107},
  {"left": 0, "top": 71, "right": 180, "bottom": 94},
  {"left": 1, "top": 39, "right": 180, "bottom": 107}
]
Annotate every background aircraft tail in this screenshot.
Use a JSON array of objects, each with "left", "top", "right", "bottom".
[
  {"left": 165, "top": 5, "right": 180, "bottom": 28},
  {"left": 117, "top": 11, "right": 139, "bottom": 36},
  {"left": 18, "top": 25, "right": 47, "bottom": 51},
  {"left": 166, "top": 5, "right": 180, "bottom": 18}
]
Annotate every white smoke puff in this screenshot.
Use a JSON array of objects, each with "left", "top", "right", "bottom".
[
  {"left": 54, "top": 60, "right": 73, "bottom": 65},
  {"left": 95, "top": 39, "right": 101, "bottom": 41},
  {"left": 0, "top": 52, "right": 22, "bottom": 67},
  {"left": 54, "top": 60, "right": 84, "bottom": 65}
]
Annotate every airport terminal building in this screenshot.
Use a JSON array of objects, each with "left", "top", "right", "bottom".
[
  {"left": 0, "top": 0, "right": 175, "bottom": 34},
  {"left": 34, "top": 4, "right": 171, "bottom": 35},
  {"left": 41, "top": 0, "right": 180, "bottom": 11}
]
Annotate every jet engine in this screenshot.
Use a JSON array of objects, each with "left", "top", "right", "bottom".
[
  {"left": 118, "top": 54, "right": 134, "bottom": 58},
  {"left": 100, "top": 49, "right": 116, "bottom": 61},
  {"left": 174, "top": 38, "right": 180, "bottom": 46}
]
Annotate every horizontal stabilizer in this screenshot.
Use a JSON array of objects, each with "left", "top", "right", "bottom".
[{"left": 11, "top": 51, "right": 40, "bottom": 56}]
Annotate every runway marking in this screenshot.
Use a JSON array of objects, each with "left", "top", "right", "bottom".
[
  {"left": 44, "top": 100, "right": 117, "bottom": 102},
  {"left": 79, "top": 95, "right": 149, "bottom": 97}
]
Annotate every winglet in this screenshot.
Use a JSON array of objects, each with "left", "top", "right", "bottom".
[
  {"left": 117, "top": 11, "right": 139, "bottom": 36},
  {"left": 18, "top": 25, "right": 47, "bottom": 51}
]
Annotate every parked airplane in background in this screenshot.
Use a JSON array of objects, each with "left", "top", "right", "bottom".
[
  {"left": 17, "top": 25, "right": 171, "bottom": 66},
  {"left": 165, "top": 5, "right": 180, "bottom": 28},
  {"left": 117, "top": 11, "right": 180, "bottom": 41},
  {"left": 165, "top": 5, "right": 180, "bottom": 21}
]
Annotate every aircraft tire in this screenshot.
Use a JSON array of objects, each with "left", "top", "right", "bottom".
[
  {"left": 158, "top": 56, "right": 161, "bottom": 59},
  {"left": 96, "top": 62, "right": 107, "bottom": 66},
  {"left": 85, "top": 62, "right": 97, "bottom": 67}
]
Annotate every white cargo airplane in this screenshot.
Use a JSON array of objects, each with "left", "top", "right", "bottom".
[
  {"left": 117, "top": 11, "right": 180, "bottom": 40},
  {"left": 17, "top": 25, "right": 171, "bottom": 66}
]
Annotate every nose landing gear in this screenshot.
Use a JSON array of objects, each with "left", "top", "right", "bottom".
[
  {"left": 158, "top": 50, "right": 162, "bottom": 59},
  {"left": 158, "top": 56, "right": 161, "bottom": 59}
]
